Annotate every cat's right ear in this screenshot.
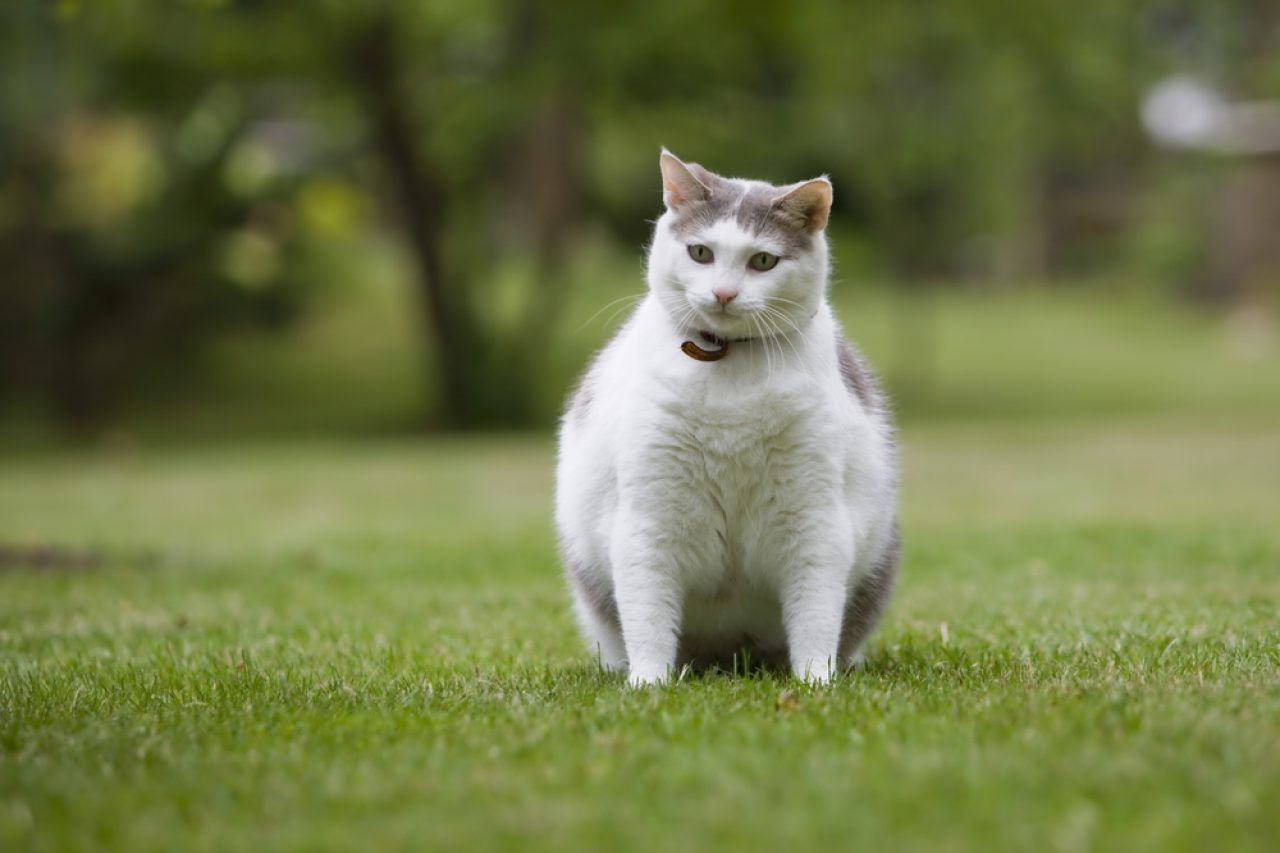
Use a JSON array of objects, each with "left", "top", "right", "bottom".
[{"left": 660, "top": 149, "right": 710, "bottom": 210}]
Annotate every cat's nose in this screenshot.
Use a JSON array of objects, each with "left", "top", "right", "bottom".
[{"left": 712, "top": 286, "right": 738, "bottom": 306}]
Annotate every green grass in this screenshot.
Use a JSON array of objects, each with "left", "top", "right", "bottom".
[{"left": 2, "top": 420, "right": 1278, "bottom": 851}]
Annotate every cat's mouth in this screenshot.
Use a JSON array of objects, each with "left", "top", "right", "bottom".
[
  {"left": 688, "top": 302, "right": 752, "bottom": 336},
  {"left": 690, "top": 318, "right": 743, "bottom": 342}
]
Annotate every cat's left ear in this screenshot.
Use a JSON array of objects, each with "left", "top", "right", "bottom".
[
  {"left": 773, "top": 178, "right": 833, "bottom": 233},
  {"left": 659, "top": 150, "right": 711, "bottom": 210}
]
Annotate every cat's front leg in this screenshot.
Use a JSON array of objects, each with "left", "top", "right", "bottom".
[
  {"left": 611, "top": 522, "right": 683, "bottom": 687},
  {"left": 780, "top": 539, "right": 853, "bottom": 684}
]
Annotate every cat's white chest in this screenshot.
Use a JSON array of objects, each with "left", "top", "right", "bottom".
[
  {"left": 639, "top": 374, "right": 834, "bottom": 589},
  {"left": 641, "top": 397, "right": 808, "bottom": 655}
]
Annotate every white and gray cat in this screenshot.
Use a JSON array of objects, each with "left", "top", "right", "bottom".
[{"left": 556, "top": 151, "right": 898, "bottom": 686}]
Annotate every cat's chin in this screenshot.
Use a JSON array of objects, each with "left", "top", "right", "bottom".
[{"left": 681, "top": 306, "right": 754, "bottom": 340}]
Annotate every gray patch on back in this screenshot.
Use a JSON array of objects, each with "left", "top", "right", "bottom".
[
  {"left": 836, "top": 336, "right": 883, "bottom": 413},
  {"left": 838, "top": 523, "right": 900, "bottom": 660},
  {"left": 564, "top": 553, "right": 620, "bottom": 628}
]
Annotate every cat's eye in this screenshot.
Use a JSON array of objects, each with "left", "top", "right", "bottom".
[
  {"left": 687, "top": 244, "right": 714, "bottom": 264},
  {"left": 748, "top": 252, "right": 779, "bottom": 272}
]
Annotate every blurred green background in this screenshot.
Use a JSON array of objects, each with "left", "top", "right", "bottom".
[{"left": 3, "top": 0, "right": 1279, "bottom": 444}]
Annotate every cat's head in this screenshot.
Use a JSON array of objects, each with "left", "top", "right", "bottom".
[{"left": 646, "top": 150, "right": 832, "bottom": 341}]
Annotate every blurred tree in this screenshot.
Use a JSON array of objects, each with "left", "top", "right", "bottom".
[
  {"left": 340, "top": 3, "right": 587, "bottom": 426},
  {"left": 1, "top": 0, "right": 1276, "bottom": 432},
  {"left": 0, "top": 2, "right": 306, "bottom": 427}
]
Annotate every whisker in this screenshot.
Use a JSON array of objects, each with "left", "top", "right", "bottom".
[
  {"left": 601, "top": 298, "right": 646, "bottom": 331},
  {"left": 755, "top": 313, "right": 775, "bottom": 375},
  {"left": 765, "top": 295, "right": 809, "bottom": 311},
  {"left": 658, "top": 280, "right": 713, "bottom": 339},
  {"left": 766, "top": 313, "right": 785, "bottom": 371},
  {"left": 752, "top": 313, "right": 773, "bottom": 375},
  {"left": 575, "top": 292, "right": 644, "bottom": 333},
  {"left": 763, "top": 296, "right": 818, "bottom": 351},
  {"left": 654, "top": 290, "right": 696, "bottom": 337},
  {"left": 669, "top": 305, "right": 698, "bottom": 340},
  {"left": 762, "top": 307, "right": 803, "bottom": 371},
  {"left": 747, "top": 314, "right": 762, "bottom": 373},
  {"left": 760, "top": 305, "right": 816, "bottom": 373},
  {"left": 759, "top": 309, "right": 784, "bottom": 365}
]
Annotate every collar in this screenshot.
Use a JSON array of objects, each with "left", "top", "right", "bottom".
[
  {"left": 680, "top": 309, "right": 817, "bottom": 362},
  {"left": 681, "top": 330, "right": 754, "bottom": 362}
]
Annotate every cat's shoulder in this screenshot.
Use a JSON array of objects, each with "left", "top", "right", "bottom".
[{"left": 563, "top": 319, "right": 634, "bottom": 426}]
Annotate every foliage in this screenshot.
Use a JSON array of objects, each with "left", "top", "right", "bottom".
[{"left": 2, "top": 0, "right": 1277, "bottom": 429}]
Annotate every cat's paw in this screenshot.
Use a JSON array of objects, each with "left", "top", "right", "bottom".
[
  {"left": 792, "top": 658, "right": 835, "bottom": 685},
  {"left": 844, "top": 650, "right": 868, "bottom": 671},
  {"left": 626, "top": 666, "right": 671, "bottom": 688}
]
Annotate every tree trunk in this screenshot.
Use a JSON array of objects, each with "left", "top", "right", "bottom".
[{"left": 347, "top": 12, "right": 477, "bottom": 427}]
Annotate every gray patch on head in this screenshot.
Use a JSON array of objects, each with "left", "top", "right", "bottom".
[
  {"left": 668, "top": 169, "right": 814, "bottom": 256},
  {"left": 668, "top": 168, "right": 740, "bottom": 240},
  {"left": 836, "top": 336, "right": 884, "bottom": 412},
  {"left": 838, "top": 523, "right": 900, "bottom": 661},
  {"left": 734, "top": 184, "right": 815, "bottom": 256}
]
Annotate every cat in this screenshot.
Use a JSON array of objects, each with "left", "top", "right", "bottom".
[{"left": 555, "top": 150, "right": 899, "bottom": 686}]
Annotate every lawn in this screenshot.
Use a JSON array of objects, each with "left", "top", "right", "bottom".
[{"left": 2, "top": 418, "right": 1278, "bottom": 851}]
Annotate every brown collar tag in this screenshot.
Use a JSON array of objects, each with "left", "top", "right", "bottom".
[{"left": 681, "top": 331, "right": 730, "bottom": 362}]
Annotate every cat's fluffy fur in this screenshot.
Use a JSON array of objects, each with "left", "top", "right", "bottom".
[{"left": 556, "top": 151, "right": 898, "bottom": 686}]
